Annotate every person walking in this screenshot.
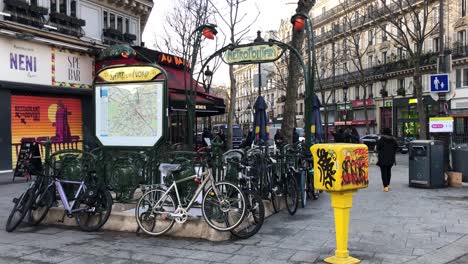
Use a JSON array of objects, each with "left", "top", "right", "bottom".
[
  {"left": 351, "top": 127, "right": 360, "bottom": 143},
  {"left": 274, "top": 129, "right": 284, "bottom": 146},
  {"left": 331, "top": 127, "right": 344, "bottom": 143},
  {"left": 376, "top": 128, "right": 398, "bottom": 192}
]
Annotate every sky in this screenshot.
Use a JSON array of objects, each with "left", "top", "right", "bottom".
[{"left": 142, "top": 0, "right": 298, "bottom": 86}]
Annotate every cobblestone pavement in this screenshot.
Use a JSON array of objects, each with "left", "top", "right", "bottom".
[{"left": 0, "top": 155, "right": 467, "bottom": 264}]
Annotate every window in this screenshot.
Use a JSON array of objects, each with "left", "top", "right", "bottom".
[
  {"left": 117, "top": 16, "right": 123, "bottom": 32},
  {"left": 382, "top": 51, "right": 387, "bottom": 64},
  {"left": 50, "top": 0, "right": 76, "bottom": 16},
  {"left": 433, "top": 37, "right": 440, "bottom": 52},
  {"left": 398, "top": 47, "right": 404, "bottom": 59},
  {"left": 355, "top": 86, "right": 360, "bottom": 100},
  {"left": 455, "top": 68, "right": 468, "bottom": 88},
  {"left": 458, "top": 30, "right": 466, "bottom": 45},
  {"left": 368, "top": 55, "right": 373, "bottom": 68},
  {"left": 398, "top": 78, "right": 405, "bottom": 94},
  {"left": 368, "top": 84, "right": 374, "bottom": 98},
  {"left": 382, "top": 25, "right": 387, "bottom": 41},
  {"left": 103, "top": 11, "right": 108, "bottom": 29},
  {"left": 462, "top": 0, "right": 467, "bottom": 17},
  {"left": 368, "top": 30, "right": 374, "bottom": 45}
]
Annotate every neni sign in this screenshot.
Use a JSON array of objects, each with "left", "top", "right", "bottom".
[{"left": 224, "top": 44, "right": 283, "bottom": 64}]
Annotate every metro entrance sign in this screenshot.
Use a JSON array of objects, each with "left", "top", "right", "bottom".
[{"left": 223, "top": 44, "right": 284, "bottom": 65}]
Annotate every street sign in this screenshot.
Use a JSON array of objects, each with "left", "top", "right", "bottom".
[
  {"left": 429, "top": 117, "right": 454, "bottom": 133},
  {"left": 430, "top": 74, "right": 450, "bottom": 92}
]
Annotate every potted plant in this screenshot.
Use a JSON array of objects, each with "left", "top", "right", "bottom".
[
  {"left": 397, "top": 87, "right": 406, "bottom": 96},
  {"left": 380, "top": 89, "right": 388, "bottom": 97}
]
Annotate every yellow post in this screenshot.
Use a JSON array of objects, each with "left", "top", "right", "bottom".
[
  {"left": 310, "top": 144, "right": 369, "bottom": 264},
  {"left": 325, "top": 191, "right": 359, "bottom": 264}
]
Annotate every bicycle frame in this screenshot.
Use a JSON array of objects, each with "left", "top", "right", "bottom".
[
  {"left": 157, "top": 169, "right": 219, "bottom": 213},
  {"left": 52, "top": 179, "right": 86, "bottom": 214}
]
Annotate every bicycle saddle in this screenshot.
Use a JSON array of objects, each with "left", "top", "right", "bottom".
[{"left": 159, "top": 163, "right": 182, "bottom": 174}]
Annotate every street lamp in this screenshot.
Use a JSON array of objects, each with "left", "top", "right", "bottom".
[
  {"left": 203, "top": 66, "right": 213, "bottom": 93},
  {"left": 291, "top": 11, "right": 316, "bottom": 147},
  {"left": 254, "top": 30, "right": 264, "bottom": 96},
  {"left": 186, "top": 23, "right": 217, "bottom": 148},
  {"left": 343, "top": 82, "right": 349, "bottom": 122}
]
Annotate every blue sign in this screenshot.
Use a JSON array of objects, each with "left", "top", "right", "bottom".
[{"left": 430, "top": 74, "right": 449, "bottom": 92}]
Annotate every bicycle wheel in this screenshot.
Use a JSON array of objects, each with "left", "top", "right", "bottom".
[
  {"left": 74, "top": 187, "right": 113, "bottom": 232},
  {"left": 230, "top": 190, "right": 265, "bottom": 239},
  {"left": 300, "top": 171, "right": 307, "bottom": 208},
  {"left": 28, "top": 186, "right": 54, "bottom": 226},
  {"left": 6, "top": 188, "right": 34, "bottom": 232},
  {"left": 307, "top": 170, "right": 320, "bottom": 200},
  {"left": 285, "top": 173, "right": 299, "bottom": 215},
  {"left": 270, "top": 173, "right": 281, "bottom": 213},
  {"left": 135, "top": 189, "right": 176, "bottom": 236},
  {"left": 202, "top": 182, "right": 246, "bottom": 232}
]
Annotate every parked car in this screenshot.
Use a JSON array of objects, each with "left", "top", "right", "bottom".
[
  {"left": 360, "top": 134, "right": 380, "bottom": 151},
  {"left": 267, "top": 125, "right": 305, "bottom": 145},
  {"left": 212, "top": 124, "right": 243, "bottom": 149}
]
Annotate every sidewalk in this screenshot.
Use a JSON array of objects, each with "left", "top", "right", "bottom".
[
  {"left": 0, "top": 158, "right": 466, "bottom": 263},
  {"left": 0, "top": 172, "right": 27, "bottom": 185}
]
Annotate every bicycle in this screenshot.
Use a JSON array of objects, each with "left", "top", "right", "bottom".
[
  {"left": 6, "top": 150, "right": 113, "bottom": 232},
  {"left": 272, "top": 144, "right": 299, "bottom": 215},
  {"left": 295, "top": 143, "right": 319, "bottom": 208},
  {"left": 224, "top": 150, "right": 265, "bottom": 239},
  {"left": 135, "top": 149, "right": 247, "bottom": 236}
]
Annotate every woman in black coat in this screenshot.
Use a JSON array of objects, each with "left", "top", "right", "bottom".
[{"left": 376, "top": 128, "right": 398, "bottom": 192}]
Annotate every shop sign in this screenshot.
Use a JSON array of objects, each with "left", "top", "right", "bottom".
[
  {"left": 384, "top": 101, "right": 393, "bottom": 107},
  {"left": 156, "top": 52, "right": 188, "bottom": 69},
  {"left": 409, "top": 98, "right": 418, "bottom": 104},
  {"left": 334, "top": 121, "right": 353, "bottom": 126},
  {"left": 352, "top": 98, "right": 374, "bottom": 108},
  {"left": 52, "top": 48, "right": 94, "bottom": 89},
  {"left": 0, "top": 38, "right": 51, "bottom": 85},
  {"left": 98, "top": 66, "right": 161, "bottom": 83},
  {"left": 429, "top": 117, "right": 453, "bottom": 133},
  {"left": 351, "top": 120, "right": 374, "bottom": 125},
  {"left": 337, "top": 104, "right": 352, "bottom": 110},
  {"left": 224, "top": 44, "right": 283, "bottom": 64}
]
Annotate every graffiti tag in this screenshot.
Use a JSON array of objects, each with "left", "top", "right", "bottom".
[
  {"left": 342, "top": 149, "right": 369, "bottom": 186},
  {"left": 316, "top": 148, "right": 337, "bottom": 189}
]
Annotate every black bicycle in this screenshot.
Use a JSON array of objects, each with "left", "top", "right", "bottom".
[
  {"left": 273, "top": 144, "right": 299, "bottom": 215},
  {"left": 224, "top": 150, "right": 265, "bottom": 239}
]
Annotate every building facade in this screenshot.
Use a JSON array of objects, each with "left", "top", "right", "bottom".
[
  {"left": 0, "top": 0, "right": 152, "bottom": 171},
  {"left": 310, "top": 0, "right": 468, "bottom": 142}
]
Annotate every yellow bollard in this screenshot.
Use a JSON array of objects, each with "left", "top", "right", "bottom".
[{"left": 310, "top": 144, "right": 369, "bottom": 264}]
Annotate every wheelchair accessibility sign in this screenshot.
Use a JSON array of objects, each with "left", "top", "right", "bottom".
[{"left": 430, "top": 74, "right": 449, "bottom": 92}]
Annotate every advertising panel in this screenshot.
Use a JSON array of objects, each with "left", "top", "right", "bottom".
[{"left": 52, "top": 47, "right": 94, "bottom": 88}]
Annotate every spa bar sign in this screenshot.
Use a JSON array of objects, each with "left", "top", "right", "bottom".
[
  {"left": 0, "top": 38, "right": 51, "bottom": 85},
  {"left": 224, "top": 44, "right": 283, "bottom": 65}
]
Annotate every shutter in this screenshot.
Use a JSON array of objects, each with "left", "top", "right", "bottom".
[{"left": 11, "top": 95, "right": 83, "bottom": 168}]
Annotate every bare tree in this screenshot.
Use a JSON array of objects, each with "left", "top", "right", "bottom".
[
  {"left": 283, "top": 0, "right": 315, "bottom": 144},
  {"left": 375, "top": 0, "right": 439, "bottom": 139},
  {"left": 338, "top": 0, "right": 381, "bottom": 134},
  {"left": 210, "top": 0, "right": 259, "bottom": 148}
]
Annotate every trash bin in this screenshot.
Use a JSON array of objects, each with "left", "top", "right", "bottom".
[
  {"left": 452, "top": 144, "right": 468, "bottom": 183},
  {"left": 409, "top": 140, "right": 445, "bottom": 188}
]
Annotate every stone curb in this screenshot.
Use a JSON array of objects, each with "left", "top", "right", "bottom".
[
  {"left": 405, "top": 234, "right": 468, "bottom": 264},
  {"left": 43, "top": 199, "right": 280, "bottom": 241}
]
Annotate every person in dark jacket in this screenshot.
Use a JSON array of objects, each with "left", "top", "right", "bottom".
[
  {"left": 351, "top": 127, "right": 360, "bottom": 143},
  {"left": 376, "top": 128, "right": 398, "bottom": 192},
  {"left": 292, "top": 128, "right": 299, "bottom": 144},
  {"left": 274, "top": 129, "right": 284, "bottom": 146},
  {"left": 332, "top": 127, "right": 345, "bottom": 143}
]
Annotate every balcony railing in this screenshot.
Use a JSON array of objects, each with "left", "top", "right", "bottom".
[
  {"left": 103, "top": 28, "right": 137, "bottom": 45},
  {"left": 451, "top": 42, "right": 468, "bottom": 60},
  {"left": 315, "top": 52, "right": 438, "bottom": 87},
  {"left": 49, "top": 12, "right": 86, "bottom": 37},
  {"left": 3, "top": 0, "right": 47, "bottom": 28}
]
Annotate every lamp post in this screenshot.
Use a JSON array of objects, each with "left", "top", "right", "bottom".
[
  {"left": 291, "top": 11, "right": 316, "bottom": 147},
  {"left": 343, "top": 82, "right": 349, "bottom": 122},
  {"left": 254, "top": 31, "right": 264, "bottom": 96},
  {"left": 185, "top": 24, "right": 217, "bottom": 149},
  {"left": 203, "top": 65, "right": 214, "bottom": 129}
]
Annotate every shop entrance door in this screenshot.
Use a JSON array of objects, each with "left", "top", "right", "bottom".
[{"left": 397, "top": 121, "right": 420, "bottom": 139}]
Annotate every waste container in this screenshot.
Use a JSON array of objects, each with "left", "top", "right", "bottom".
[
  {"left": 452, "top": 144, "right": 468, "bottom": 183},
  {"left": 409, "top": 140, "right": 445, "bottom": 188}
]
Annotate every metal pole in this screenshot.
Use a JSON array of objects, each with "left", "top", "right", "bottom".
[
  {"left": 187, "top": 32, "right": 202, "bottom": 149},
  {"left": 304, "top": 17, "right": 316, "bottom": 147},
  {"left": 258, "top": 63, "right": 262, "bottom": 96}
]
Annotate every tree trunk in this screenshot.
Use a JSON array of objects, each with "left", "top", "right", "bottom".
[
  {"left": 414, "top": 66, "right": 427, "bottom": 139},
  {"left": 227, "top": 64, "right": 236, "bottom": 149},
  {"left": 283, "top": 1, "right": 314, "bottom": 144}
]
